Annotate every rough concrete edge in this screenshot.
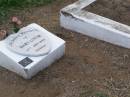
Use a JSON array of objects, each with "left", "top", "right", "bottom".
[{"left": 60, "top": 0, "right": 130, "bottom": 48}]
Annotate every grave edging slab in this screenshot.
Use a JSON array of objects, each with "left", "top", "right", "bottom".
[{"left": 60, "top": 0, "right": 130, "bottom": 48}]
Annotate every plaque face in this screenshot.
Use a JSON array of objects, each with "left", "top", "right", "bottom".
[
  {"left": 18, "top": 57, "right": 33, "bottom": 67},
  {"left": 6, "top": 26, "right": 51, "bottom": 57}
]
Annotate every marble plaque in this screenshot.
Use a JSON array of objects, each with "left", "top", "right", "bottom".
[{"left": 6, "top": 26, "right": 51, "bottom": 57}]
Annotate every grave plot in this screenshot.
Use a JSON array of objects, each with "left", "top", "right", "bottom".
[{"left": 60, "top": 0, "right": 130, "bottom": 48}]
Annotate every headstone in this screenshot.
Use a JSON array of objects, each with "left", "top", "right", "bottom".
[
  {"left": 0, "top": 23, "right": 65, "bottom": 79},
  {"left": 6, "top": 26, "right": 51, "bottom": 57}
]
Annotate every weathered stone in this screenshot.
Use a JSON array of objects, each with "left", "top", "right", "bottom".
[
  {"left": 0, "top": 23, "right": 65, "bottom": 79},
  {"left": 6, "top": 26, "right": 51, "bottom": 57}
]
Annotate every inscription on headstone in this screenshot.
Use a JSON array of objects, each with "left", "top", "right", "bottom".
[
  {"left": 6, "top": 26, "right": 51, "bottom": 57},
  {"left": 19, "top": 57, "right": 33, "bottom": 67}
]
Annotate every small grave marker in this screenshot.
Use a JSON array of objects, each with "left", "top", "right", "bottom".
[
  {"left": 0, "top": 23, "right": 65, "bottom": 79},
  {"left": 6, "top": 26, "right": 51, "bottom": 57}
]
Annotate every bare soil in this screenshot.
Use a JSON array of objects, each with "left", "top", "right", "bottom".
[
  {"left": 0, "top": 0, "right": 130, "bottom": 97},
  {"left": 86, "top": 0, "right": 130, "bottom": 26}
]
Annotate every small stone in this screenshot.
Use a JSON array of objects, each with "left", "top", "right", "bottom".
[{"left": 72, "top": 80, "right": 76, "bottom": 83}]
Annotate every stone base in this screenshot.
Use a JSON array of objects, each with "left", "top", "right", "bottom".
[{"left": 0, "top": 23, "right": 65, "bottom": 79}]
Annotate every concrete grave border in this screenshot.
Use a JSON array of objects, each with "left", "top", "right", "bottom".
[{"left": 60, "top": 0, "right": 130, "bottom": 48}]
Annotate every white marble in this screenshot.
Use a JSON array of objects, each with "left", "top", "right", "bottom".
[
  {"left": 60, "top": 0, "right": 130, "bottom": 48},
  {"left": 6, "top": 26, "right": 51, "bottom": 57},
  {"left": 0, "top": 23, "right": 65, "bottom": 79}
]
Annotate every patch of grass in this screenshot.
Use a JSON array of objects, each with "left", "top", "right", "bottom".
[
  {"left": 80, "top": 91, "right": 109, "bottom": 97},
  {"left": 95, "top": 92, "right": 109, "bottom": 97},
  {"left": 0, "top": 0, "right": 54, "bottom": 24},
  {"left": 0, "top": 0, "right": 54, "bottom": 7}
]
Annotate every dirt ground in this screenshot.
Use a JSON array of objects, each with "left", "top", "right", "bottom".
[
  {"left": 0, "top": 0, "right": 130, "bottom": 97},
  {"left": 86, "top": 0, "right": 130, "bottom": 26}
]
